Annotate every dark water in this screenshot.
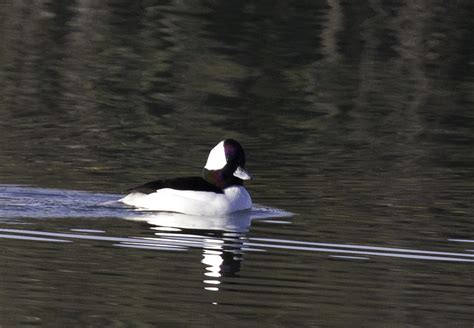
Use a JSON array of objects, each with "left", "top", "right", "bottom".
[{"left": 1, "top": 1, "right": 473, "bottom": 326}]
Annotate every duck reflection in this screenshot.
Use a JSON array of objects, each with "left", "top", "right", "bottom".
[
  {"left": 125, "top": 210, "right": 253, "bottom": 290},
  {"left": 200, "top": 231, "right": 246, "bottom": 291},
  {"left": 125, "top": 207, "right": 292, "bottom": 292}
]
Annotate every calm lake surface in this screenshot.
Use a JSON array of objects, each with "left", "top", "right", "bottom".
[{"left": 1, "top": 1, "right": 473, "bottom": 326}]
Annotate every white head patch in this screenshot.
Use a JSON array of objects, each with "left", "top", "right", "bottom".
[{"left": 204, "top": 140, "right": 227, "bottom": 170}]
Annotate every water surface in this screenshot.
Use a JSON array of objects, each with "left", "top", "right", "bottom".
[{"left": 0, "top": 1, "right": 473, "bottom": 326}]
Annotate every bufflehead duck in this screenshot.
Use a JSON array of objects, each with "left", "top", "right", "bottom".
[{"left": 119, "top": 139, "right": 252, "bottom": 216}]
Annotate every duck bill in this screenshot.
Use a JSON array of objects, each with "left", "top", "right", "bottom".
[{"left": 233, "top": 166, "right": 252, "bottom": 180}]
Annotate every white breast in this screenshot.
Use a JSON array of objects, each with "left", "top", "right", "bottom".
[{"left": 119, "top": 186, "right": 252, "bottom": 216}]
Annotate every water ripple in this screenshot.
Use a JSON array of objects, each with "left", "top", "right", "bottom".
[{"left": 1, "top": 227, "right": 472, "bottom": 263}]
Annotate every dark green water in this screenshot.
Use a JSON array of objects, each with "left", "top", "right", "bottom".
[{"left": 1, "top": 1, "right": 473, "bottom": 326}]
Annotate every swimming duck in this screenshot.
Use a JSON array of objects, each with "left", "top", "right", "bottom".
[{"left": 119, "top": 139, "right": 252, "bottom": 216}]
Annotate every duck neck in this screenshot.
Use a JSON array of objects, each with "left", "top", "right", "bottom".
[{"left": 203, "top": 168, "right": 243, "bottom": 189}]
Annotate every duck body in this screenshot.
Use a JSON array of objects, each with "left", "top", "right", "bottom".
[
  {"left": 119, "top": 139, "right": 252, "bottom": 216},
  {"left": 120, "top": 180, "right": 251, "bottom": 216}
]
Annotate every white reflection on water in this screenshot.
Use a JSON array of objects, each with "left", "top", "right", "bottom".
[
  {"left": 0, "top": 233, "right": 71, "bottom": 243},
  {"left": 124, "top": 209, "right": 281, "bottom": 292},
  {"left": 126, "top": 210, "right": 253, "bottom": 232},
  {"left": 449, "top": 238, "right": 474, "bottom": 243},
  {"left": 248, "top": 237, "right": 474, "bottom": 260},
  {"left": 1, "top": 227, "right": 474, "bottom": 263}
]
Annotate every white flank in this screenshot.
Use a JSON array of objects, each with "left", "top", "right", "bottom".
[{"left": 119, "top": 186, "right": 252, "bottom": 216}]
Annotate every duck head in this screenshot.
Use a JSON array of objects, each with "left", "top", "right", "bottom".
[{"left": 203, "top": 139, "right": 252, "bottom": 188}]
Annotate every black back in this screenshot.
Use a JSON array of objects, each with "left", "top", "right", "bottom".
[{"left": 128, "top": 176, "right": 224, "bottom": 194}]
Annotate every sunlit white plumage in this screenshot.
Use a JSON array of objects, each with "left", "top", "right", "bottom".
[{"left": 120, "top": 186, "right": 251, "bottom": 216}]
